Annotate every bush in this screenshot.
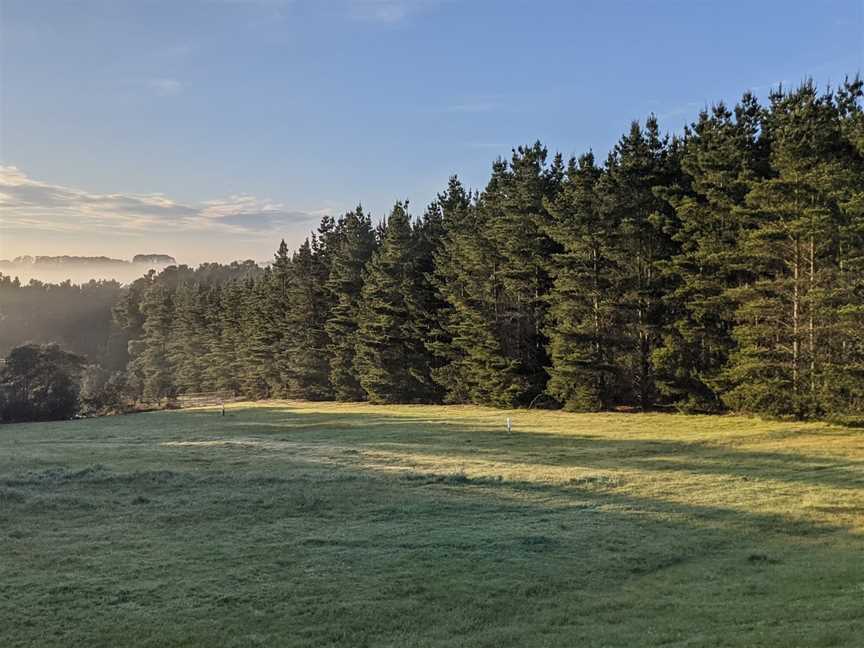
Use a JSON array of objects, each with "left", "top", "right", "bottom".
[
  {"left": 80, "top": 366, "right": 129, "bottom": 416},
  {"left": 0, "top": 344, "right": 85, "bottom": 423}
]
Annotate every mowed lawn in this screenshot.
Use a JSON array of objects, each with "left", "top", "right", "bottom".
[{"left": 2, "top": 403, "right": 863, "bottom": 647}]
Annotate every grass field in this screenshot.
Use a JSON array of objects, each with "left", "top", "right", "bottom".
[{"left": 2, "top": 402, "right": 863, "bottom": 647}]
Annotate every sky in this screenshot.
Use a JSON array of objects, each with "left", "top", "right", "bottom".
[{"left": 1, "top": 0, "right": 862, "bottom": 266}]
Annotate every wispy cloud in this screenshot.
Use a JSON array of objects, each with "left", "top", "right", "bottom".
[
  {"left": 0, "top": 166, "right": 326, "bottom": 239},
  {"left": 147, "top": 78, "right": 183, "bottom": 96},
  {"left": 748, "top": 79, "right": 790, "bottom": 94},
  {"left": 441, "top": 99, "right": 502, "bottom": 114},
  {"left": 203, "top": 0, "right": 440, "bottom": 24},
  {"left": 346, "top": 0, "right": 441, "bottom": 23},
  {"left": 154, "top": 42, "right": 196, "bottom": 60},
  {"left": 210, "top": 0, "right": 294, "bottom": 7},
  {"left": 208, "top": 0, "right": 295, "bottom": 21},
  {"left": 655, "top": 100, "right": 704, "bottom": 123},
  {"left": 654, "top": 77, "right": 795, "bottom": 126},
  {"left": 464, "top": 141, "right": 509, "bottom": 151}
]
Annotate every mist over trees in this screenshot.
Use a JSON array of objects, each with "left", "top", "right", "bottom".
[
  {"left": 0, "top": 255, "right": 176, "bottom": 285},
  {"left": 0, "top": 276, "right": 128, "bottom": 369},
  {"left": 2, "top": 80, "right": 863, "bottom": 422}
]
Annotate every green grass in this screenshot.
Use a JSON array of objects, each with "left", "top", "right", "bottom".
[{"left": 2, "top": 402, "right": 863, "bottom": 647}]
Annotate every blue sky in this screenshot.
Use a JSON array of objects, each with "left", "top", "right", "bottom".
[{"left": 1, "top": 0, "right": 862, "bottom": 264}]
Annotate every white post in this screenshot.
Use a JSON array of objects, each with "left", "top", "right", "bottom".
[{"left": 506, "top": 417, "right": 512, "bottom": 433}]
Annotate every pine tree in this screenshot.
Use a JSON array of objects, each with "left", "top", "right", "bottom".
[
  {"left": 654, "top": 96, "right": 768, "bottom": 412},
  {"left": 433, "top": 164, "right": 526, "bottom": 406},
  {"left": 427, "top": 176, "right": 483, "bottom": 403},
  {"left": 130, "top": 282, "right": 175, "bottom": 402},
  {"left": 282, "top": 238, "right": 332, "bottom": 399},
  {"left": 544, "top": 152, "right": 620, "bottom": 410},
  {"left": 205, "top": 281, "right": 245, "bottom": 396},
  {"left": 598, "top": 117, "right": 679, "bottom": 410},
  {"left": 266, "top": 240, "right": 293, "bottom": 396},
  {"left": 195, "top": 284, "right": 222, "bottom": 392},
  {"left": 167, "top": 283, "right": 209, "bottom": 393},
  {"left": 404, "top": 202, "right": 447, "bottom": 402},
  {"left": 354, "top": 202, "right": 433, "bottom": 403},
  {"left": 431, "top": 147, "right": 562, "bottom": 407},
  {"left": 113, "top": 270, "right": 155, "bottom": 400},
  {"left": 325, "top": 207, "right": 377, "bottom": 400},
  {"left": 823, "top": 78, "right": 864, "bottom": 417},
  {"left": 239, "top": 274, "right": 277, "bottom": 398},
  {"left": 723, "top": 81, "right": 862, "bottom": 417},
  {"left": 482, "top": 143, "right": 562, "bottom": 404}
]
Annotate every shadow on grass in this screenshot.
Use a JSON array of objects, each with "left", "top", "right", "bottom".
[
  {"left": 179, "top": 405, "right": 864, "bottom": 493},
  {"left": 4, "top": 449, "right": 864, "bottom": 647}
]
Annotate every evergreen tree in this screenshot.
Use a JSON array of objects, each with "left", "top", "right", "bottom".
[
  {"left": 325, "top": 207, "right": 377, "bottom": 400},
  {"left": 724, "top": 81, "right": 864, "bottom": 418},
  {"left": 130, "top": 282, "right": 175, "bottom": 402},
  {"left": 431, "top": 146, "right": 562, "bottom": 407},
  {"left": 282, "top": 238, "right": 332, "bottom": 400},
  {"left": 167, "top": 283, "right": 209, "bottom": 393},
  {"left": 598, "top": 117, "right": 680, "bottom": 410},
  {"left": 266, "top": 240, "right": 294, "bottom": 396},
  {"left": 405, "top": 202, "right": 447, "bottom": 402},
  {"left": 354, "top": 202, "right": 435, "bottom": 403},
  {"left": 483, "top": 144, "right": 562, "bottom": 404},
  {"left": 205, "top": 281, "right": 245, "bottom": 396},
  {"left": 824, "top": 78, "right": 864, "bottom": 417},
  {"left": 239, "top": 274, "right": 277, "bottom": 398},
  {"left": 544, "top": 152, "right": 621, "bottom": 410},
  {"left": 434, "top": 164, "right": 526, "bottom": 406},
  {"left": 427, "top": 176, "right": 481, "bottom": 403},
  {"left": 654, "top": 95, "right": 768, "bottom": 411},
  {"left": 113, "top": 270, "right": 156, "bottom": 399}
]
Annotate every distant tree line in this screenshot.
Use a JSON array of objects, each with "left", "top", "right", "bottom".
[
  {"left": 0, "top": 263, "right": 261, "bottom": 422},
  {"left": 2, "top": 80, "right": 863, "bottom": 422},
  {"left": 0, "top": 275, "right": 128, "bottom": 367}
]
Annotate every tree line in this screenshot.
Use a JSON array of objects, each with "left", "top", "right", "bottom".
[
  {"left": 0, "top": 275, "right": 127, "bottom": 368},
  {"left": 3, "top": 80, "right": 863, "bottom": 422}
]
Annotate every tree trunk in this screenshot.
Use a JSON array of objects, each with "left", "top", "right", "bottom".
[
  {"left": 809, "top": 233, "right": 816, "bottom": 395},
  {"left": 792, "top": 235, "right": 801, "bottom": 406}
]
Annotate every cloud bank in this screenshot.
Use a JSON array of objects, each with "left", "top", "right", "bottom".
[{"left": 0, "top": 166, "right": 327, "bottom": 241}]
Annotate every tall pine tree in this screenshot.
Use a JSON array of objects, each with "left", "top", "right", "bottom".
[
  {"left": 544, "top": 152, "right": 621, "bottom": 410},
  {"left": 654, "top": 96, "right": 768, "bottom": 411},
  {"left": 354, "top": 202, "right": 435, "bottom": 403},
  {"left": 598, "top": 117, "right": 680, "bottom": 410},
  {"left": 325, "top": 207, "right": 377, "bottom": 400}
]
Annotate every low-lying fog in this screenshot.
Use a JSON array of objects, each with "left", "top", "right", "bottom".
[{"left": 0, "top": 255, "right": 177, "bottom": 285}]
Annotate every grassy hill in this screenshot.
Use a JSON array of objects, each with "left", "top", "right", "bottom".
[{"left": 2, "top": 402, "right": 863, "bottom": 647}]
